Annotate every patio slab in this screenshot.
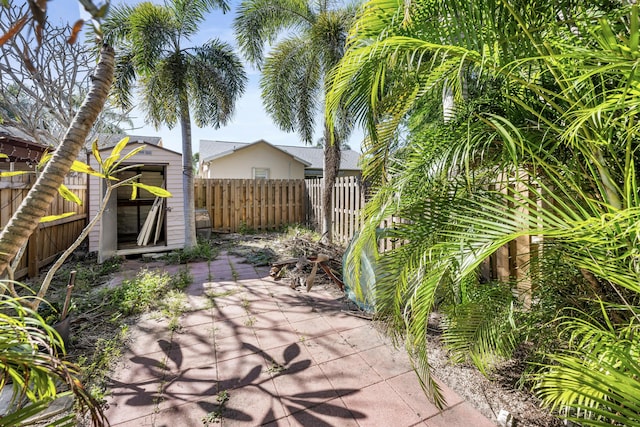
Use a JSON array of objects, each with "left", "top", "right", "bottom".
[{"left": 104, "top": 252, "right": 496, "bottom": 426}]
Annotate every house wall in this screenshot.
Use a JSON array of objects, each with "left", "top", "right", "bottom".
[
  {"left": 87, "top": 142, "right": 185, "bottom": 256},
  {"left": 205, "top": 143, "right": 306, "bottom": 179}
]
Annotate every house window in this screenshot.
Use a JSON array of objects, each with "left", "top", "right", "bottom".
[{"left": 253, "top": 167, "right": 270, "bottom": 179}]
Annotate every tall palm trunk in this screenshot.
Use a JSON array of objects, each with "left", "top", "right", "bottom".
[
  {"left": 180, "top": 94, "right": 197, "bottom": 248},
  {"left": 0, "top": 45, "right": 115, "bottom": 277},
  {"left": 322, "top": 123, "right": 341, "bottom": 243}
]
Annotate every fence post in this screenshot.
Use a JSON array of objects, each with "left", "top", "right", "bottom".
[{"left": 27, "top": 227, "right": 39, "bottom": 278}]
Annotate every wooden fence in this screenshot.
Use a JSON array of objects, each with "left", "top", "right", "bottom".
[
  {"left": 304, "top": 174, "right": 530, "bottom": 301},
  {"left": 0, "top": 174, "right": 87, "bottom": 279},
  {"left": 194, "top": 178, "right": 305, "bottom": 233},
  {"left": 305, "top": 176, "right": 365, "bottom": 245}
]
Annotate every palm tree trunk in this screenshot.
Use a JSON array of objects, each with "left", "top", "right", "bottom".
[
  {"left": 322, "top": 123, "right": 341, "bottom": 243},
  {"left": 0, "top": 45, "right": 115, "bottom": 277},
  {"left": 180, "top": 96, "right": 197, "bottom": 248}
]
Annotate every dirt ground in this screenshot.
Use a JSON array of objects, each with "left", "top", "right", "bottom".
[{"left": 215, "top": 231, "right": 563, "bottom": 427}]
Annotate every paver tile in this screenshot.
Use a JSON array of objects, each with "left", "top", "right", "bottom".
[
  {"left": 424, "top": 402, "right": 496, "bottom": 427},
  {"left": 219, "top": 378, "right": 287, "bottom": 426},
  {"left": 318, "top": 353, "right": 384, "bottom": 395},
  {"left": 161, "top": 366, "right": 219, "bottom": 405},
  {"left": 387, "top": 372, "right": 442, "bottom": 420},
  {"left": 165, "top": 340, "right": 216, "bottom": 373},
  {"left": 110, "top": 349, "right": 170, "bottom": 384},
  {"left": 250, "top": 309, "right": 291, "bottom": 329},
  {"left": 105, "top": 378, "right": 162, "bottom": 425},
  {"left": 281, "top": 306, "right": 322, "bottom": 323},
  {"left": 253, "top": 327, "right": 302, "bottom": 351},
  {"left": 246, "top": 299, "right": 281, "bottom": 314},
  {"left": 286, "top": 397, "right": 360, "bottom": 427},
  {"left": 302, "top": 332, "right": 356, "bottom": 364},
  {"left": 359, "top": 343, "right": 413, "bottom": 379},
  {"left": 216, "top": 352, "right": 271, "bottom": 391},
  {"left": 105, "top": 256, "right": 495, "bottom": 427},
  {"left": 215, "top": 331, "right": 261, "bottom": 362},
  {"left": 213, "top": 319, "right": 254, "bottom": 340},
  {"left": 340, "top": 381, "right": 424, "bottom": 427},
  {"left": 171, "top": 324, "right": 214, "bottom": 347},
  {"left": 338, "top": 324, "right": 387, "bottom": 352},
  {"left": 323, "top": 311, "right": 371, "bottom": 332},
  {"left": 213, "top": 301, "right": 250, "bottom": 320},
  {"left": 179, "top": 309, "right": 214, "bottom": 328},
  {"left": 290, "top": 316, "right": 335, "bottom": 338},
  {"left": 272, "top": 365, "right": 337, "bottom": 414}
]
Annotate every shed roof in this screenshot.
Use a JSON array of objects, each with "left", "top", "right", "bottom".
[
  {"left": 93, "top": 133, "right": 163, "bottom": 150},
  {"left": 199, "top": 139, "right": 361, "bottom": 171}
]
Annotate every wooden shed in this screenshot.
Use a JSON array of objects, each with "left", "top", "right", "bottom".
[{"left": 87, "top": 138, "right": 185, "bottom": 262}]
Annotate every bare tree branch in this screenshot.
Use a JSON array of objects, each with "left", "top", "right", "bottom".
[{"left": 0, "top": 3, "right": 130, "bottom": 145}]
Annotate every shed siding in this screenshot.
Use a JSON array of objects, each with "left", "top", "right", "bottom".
[
  {"left": 206, "top": 143, "right": 306, "bottom": 179},
  {"left": 88, "top": 142, "right": 185, "bottom": 254}
]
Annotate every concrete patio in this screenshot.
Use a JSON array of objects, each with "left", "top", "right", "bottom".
[{"left": 104, "top": 252, "right": 496, "bottom": 426}]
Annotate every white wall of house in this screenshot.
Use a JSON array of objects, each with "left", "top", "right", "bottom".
[
  {"left": 87, "top": 142, "right": 185, "bottom": 259},
  {"left": 204, "top": 142, "right": 306, "bottom": 179}
]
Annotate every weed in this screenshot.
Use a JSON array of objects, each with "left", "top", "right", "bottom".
[
  {"left": 283, "top": 224, "right": 320, "bottom": 241},
  {"left": 205, "top": 289, "right": 239, "bottom": 299},
  {"left": 165, "top": 240, "right": 219, "bottom": 264},
  {"left": 168, "top": 317, "right": 181, "bottom": 332},
  {"left": 238, "top": 221, "right": 256, "bottom": 235},
  {"left": 243, "top": 247, "right": 278, "bottom": 266},
  {"left": 79, "top": 324, "right": 129, "bottom": 400},
  {"left": 171, "top": 266, "right": 193, "bottom": 290},
  {"left": 241, "top": 298, "right": 250, "bottom": 311},
  {"left": 104, "top": 269, "right": 172, "bottom": 315},
  {"left": 229, "top": 261, "right": 239, "bottom": 281},
  {"left": 202, "top": 390, "right": 230, "bottom": 425},
  {"left": 160, "top": 289, "right": 188, "bottom": 330},
  {"left": 267, "top": 362, "right": 286, "bottom": 374},
  {"left": 244, "top": 316, "right": 256, "bottom": 327},
  {"left": 216, "top": 390, "right": 229, "bottom": 404}
]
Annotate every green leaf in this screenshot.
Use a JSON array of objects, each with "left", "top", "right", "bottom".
[
  {"left": 57, "top": 184, "right": 82, "bottom": 205},
  {"left": 40, "top": 212, "right": 76, "bottom": 223},
  {"left": 0, "top": 170, "right": 30, "bottom": 177},
  {"left": 103, "top": 136, "right": 129, "bottom": 171},
  {"left": 132, "top": 182, "right": 171, "bottom": 198},
  {"left": 112, "top": 145, "right": 146, "bottom": 171},
  {"left": 91, "top": 138, "right": 103, "bottom": 167},
  {"left": 70, "top": 160, "right": 106, "bottom": 178},
  {"left": 130, "top": 182, "right": 138, "bottom": 200},
  {"left": 38, "top": 152, "right": 53, "bottom": 169}
]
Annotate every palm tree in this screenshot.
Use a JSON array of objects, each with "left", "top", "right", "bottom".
[
  {"left": 327, "top": 0, "right": 640, "bottom": 422},
  {"left": 234, "top": 0, "right": 357, "bottom": 243},
  {"left": 103, "top": 0, "right": 247, "bottom": 248},
  {"left": 0, "top": 44, "right": 115, "bottom": 277}
]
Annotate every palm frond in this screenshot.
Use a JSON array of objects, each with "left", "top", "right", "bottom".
[
  {"left": 186, "top": 39, "right": 247, "bottom": 128},
  {"left": 261, "top": 36, "right": 321, "bottom": 143},
  {"left": 233, "top": 0, "right": 315, "bottom": 66},
  {"left": 533, "top": 306, "right": 640, "bottom": 426}
]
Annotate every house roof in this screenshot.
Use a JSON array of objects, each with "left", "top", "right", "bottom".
[
  {"left": 200, "top": 139, "right": 311, "bottom": 167},
  {"left": 199, "top": 139, "right": 361, "bottom": 171},
  {"left": 0, "top": 126, "right": 49, "bottom": 163}
]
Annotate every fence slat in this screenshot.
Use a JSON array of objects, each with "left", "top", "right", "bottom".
[{"left": 0, "top": 174, "right": 87, "bottom": 279}]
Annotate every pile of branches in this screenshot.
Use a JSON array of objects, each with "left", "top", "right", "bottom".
[{"left": 270, "top": 234, "right": 345, "bottom": 293}]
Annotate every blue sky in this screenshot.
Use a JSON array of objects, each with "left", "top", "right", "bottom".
[{"left": 47, "top": 0, "right": 363, "bottom": 154}]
